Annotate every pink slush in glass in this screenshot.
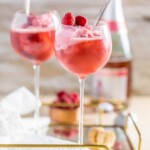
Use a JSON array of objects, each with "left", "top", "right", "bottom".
[
  {"left": 55, "top": 24, "right": 111, "bottom": 78},
  {"left": 11, "top": 28, "right": 55, "bottom": 65}
]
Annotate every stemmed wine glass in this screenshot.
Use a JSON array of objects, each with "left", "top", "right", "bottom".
[
  {"left": 10, "top": 10, "right": 59, "bottom": 133},
  {"left": 55, "top": 22, "right": 112, "bottom": 144}
]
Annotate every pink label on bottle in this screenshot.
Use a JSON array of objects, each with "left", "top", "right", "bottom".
[
  {"left": 92, "top": 68, "right": 128, "bottom": 101},
  {"left": 107, "top": 21, "right": 127, "bottom": 32},
  {"left": 100, "top": 69, "right": 128, "bottom": 76}
]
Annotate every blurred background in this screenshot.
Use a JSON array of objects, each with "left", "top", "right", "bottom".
[{"left": 0, "top": 0, "right": 150, "bottom": 96}]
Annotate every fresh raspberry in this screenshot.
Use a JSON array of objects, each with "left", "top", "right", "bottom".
[
  {"left": 61, "top": 12, "right": 75, "bottom": 25},
  {"left": 71, "top": 92, "right": 79, "bottom": 104},
  {"left": 59, "top": 94, "right": 72, "bottom": 104},
  {"left": 75, "top": 15, "right": 87, "bottom": 26},
  {"left": 71, "top": 92, "right": 78, "bottom": 100},
  {"left": 57, "top": 91, "right": 66, "bottom": 98}
]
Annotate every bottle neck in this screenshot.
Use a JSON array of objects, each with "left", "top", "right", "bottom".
[
  {"left": 103, "top": 0, "right": 126, "bottom": 32},
  {"left": 103, "top": 0, "right": 131, "bottom": 58},
  {"left": 103, "top": 0, "right": 124, "bottom": 20}
]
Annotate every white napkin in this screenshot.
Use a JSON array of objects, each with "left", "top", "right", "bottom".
[
  {"left": 0, "top": 87, "right": 50, "bottom": 138},
  {"left": 0, "top": 97, "right": 26, "bottom": 142},
  {"left": 1, "top": 87, "right": 37, "bottom": 115},
  {"left": 0, "top": 87, "right": 89, "bottom": 150}
]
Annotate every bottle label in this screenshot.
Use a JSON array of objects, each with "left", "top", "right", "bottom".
[
  {"left": 107, "top": 21, "right": 127, "bottom": 33},
  {"left": 92, "top": 68, "right": 128, "bottom": 102}
]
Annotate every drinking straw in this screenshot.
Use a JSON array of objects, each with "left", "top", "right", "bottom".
[
  {"left": 94, "top": 0, "right": 111, "bottom": 27},
  {"left": 25, "top": 0, "right": 30, "bottom": 15}
]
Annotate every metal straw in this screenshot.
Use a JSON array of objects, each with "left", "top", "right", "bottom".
[
  {"left": 94, "top": 0, "right": 112, "bottom": 27},
  {"left": 25, "top": 0, "right": 30, "bottom": 15}
]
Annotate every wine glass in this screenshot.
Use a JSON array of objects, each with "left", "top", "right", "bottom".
[
  {"left": 55, "top": 22, "right": 112, "bottom": 144},
  {"left": 10, "top": 10, "right": 59, "bottom": 133}
]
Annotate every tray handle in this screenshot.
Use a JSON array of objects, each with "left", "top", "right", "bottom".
[
  {"left": 124, "top": 113, "right": 142, "bottom": 150},
  {"left": 0, "top": 144, "right": 109, "bottom": 149}
]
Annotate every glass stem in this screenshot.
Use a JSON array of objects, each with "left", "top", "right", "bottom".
[
  {"left": 33, "top": 65, "right": 40, "bottom": 133},
  {"left": 78, "top": 78, "right": 85, "bottom": 144}
]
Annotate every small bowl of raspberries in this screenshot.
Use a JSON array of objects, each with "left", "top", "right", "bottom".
[{"left": 50, "top": 91, "right": 80, "bottom": 125}]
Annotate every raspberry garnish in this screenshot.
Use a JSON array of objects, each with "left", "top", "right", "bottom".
[
  {"left": 75, "top": 15, "right": 87, "bottom": 26},
  {"left": 61, "top": 12, "right": 75, "bottom": 26}
]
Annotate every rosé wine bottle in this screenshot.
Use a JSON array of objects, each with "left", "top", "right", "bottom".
[{"left": 91, "top": 0, "right": 132, "bottom": 108}]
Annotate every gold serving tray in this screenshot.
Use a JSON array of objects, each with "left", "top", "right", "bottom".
[
  {"left": 43, "top": 97, "right": 128, "bottom": 112},
  {"left": 0, "top": 114, "right": 141, "bottom": 150}
]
